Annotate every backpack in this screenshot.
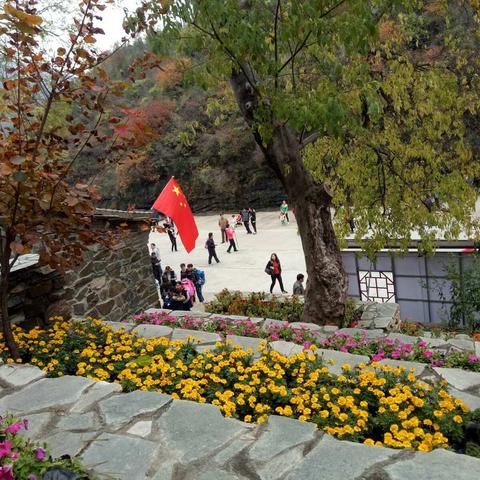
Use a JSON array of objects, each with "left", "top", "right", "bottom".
[
  {"left": 181, "top": 278, "right": 196, "bottom": 303},
  {"left": 196, "top": 269, "right": 206, "bottom": 285}
]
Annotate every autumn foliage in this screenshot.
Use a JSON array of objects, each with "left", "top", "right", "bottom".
[{"left": 0, "top": 0, "right": 163, "bottom": 358}]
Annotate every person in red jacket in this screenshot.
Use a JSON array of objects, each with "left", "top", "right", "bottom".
[
  {"left": 225, "top": 224, "right": 238, "bottom": 253},
  {"left": 265, "top": 253, "right": 287, "bottom": 294}
]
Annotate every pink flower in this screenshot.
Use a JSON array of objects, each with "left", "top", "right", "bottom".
[
  {"left": 270, "top": 332, "right": 280, "bottom": 341},
  {"left": 418, "top": 341, "right": 427, "bottom": 348},
  {"left": 35, "top": 448, "right": 46, "bottom": 461},
  {"left": 303, "top": 341, "right": 311, "bottom": 350},
  {"left": 0, "top": 465, "right": 14, "bottom": 480},
  {"left": 5, "top": 422, "right": 23, "bottom": 434},
  {"left": 0, "top": 442, "right": 13, "bottom": 459},
  {"left": 423, "top": 350, "right": 433, "bottom": 358}
]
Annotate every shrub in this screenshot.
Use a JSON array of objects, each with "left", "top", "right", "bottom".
[
  {"left": 205, "top": 289, "right": 305, "bottom": 322},
  {"left": 0, "top": 319, "right": 477, "bottom": 454}
]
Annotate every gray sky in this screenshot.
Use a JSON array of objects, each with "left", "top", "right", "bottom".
[{"left": 96, "top": 0, "right": 140, "bottom": 51}]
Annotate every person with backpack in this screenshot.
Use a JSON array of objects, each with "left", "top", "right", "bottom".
[
  {"left": 265, "top": 253, "right": 287, "bottom": 294},
  {"left": 186, "top": 263, "right": 205, "bottom": 303},
  {"left": 225, "top": 224, "right": 238, "bottom": 253},
  {"left": 205, "top": 232, "right": 220, "bottom": 264}
]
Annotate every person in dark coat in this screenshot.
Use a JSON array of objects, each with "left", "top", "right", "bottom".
[
  {"left": 265, "top": 253, "right": 287, "bottom": 294},
  {"left": 248, "top": 207, "right": 257, "bottom": 234},
  {"left": 151, "top": 252, "right": 162, "bottom": 284},
  {"left": 241, "top": 208, "right": 252, "bottom": 234},
  {"left": 205, "top": 232, "right": 220, "bottom": 264}
]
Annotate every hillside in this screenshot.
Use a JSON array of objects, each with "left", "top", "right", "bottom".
[{"left": 80, "top": 41, "right": 285, "bottom": 212}]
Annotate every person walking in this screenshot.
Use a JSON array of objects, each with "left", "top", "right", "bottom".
[
  {"left": 280, "top": 200, "right": 289, "bottom": 223},
  {"left": 205, "top": 232, "right": 220, "bottom": 264},
  {"left": 225, "top": 224, "right": 238, "bottom": 253},
  {"left": 218, "top": 214, "right": 229, "bottom": 243},
  {"left": 166, "top": 224, "right": 178, "bottom": 252},
  {"left": 265, "top": 253, "right": 287, "bottom": 294},
  {"left": 241, "top": 208, "right": 252, "bottom": 234},
  {"left": 248, "top": 207, "right": 257, "bottom": 234}
]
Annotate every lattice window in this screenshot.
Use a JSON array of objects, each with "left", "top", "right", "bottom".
[{"left": 358, "top": 270, "right": 396, "bottom": 303}]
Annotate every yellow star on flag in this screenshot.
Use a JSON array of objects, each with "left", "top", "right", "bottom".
[{"left": 172, "top": 185, "right": 181, "bottom": 196}]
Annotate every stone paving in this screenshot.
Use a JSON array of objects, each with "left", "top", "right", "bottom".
[{"left": 1, "top": 362, "right": 480, "bottom": 479}]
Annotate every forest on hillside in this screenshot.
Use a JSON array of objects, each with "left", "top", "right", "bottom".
[{"left": 73, "top": 39, "right": 284, "bottom": 212}]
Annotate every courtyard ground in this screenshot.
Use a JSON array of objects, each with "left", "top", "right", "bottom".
[{"left": 149, "top": 211, "right": 307, "bottom": 302}]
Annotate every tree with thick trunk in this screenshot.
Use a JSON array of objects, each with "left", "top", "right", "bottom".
[
  {"left": 230, "top": 70, "right": 346, "bottom": 323},
  {"left": 133, "top": 0, "right": 480, "bottom": 325}
]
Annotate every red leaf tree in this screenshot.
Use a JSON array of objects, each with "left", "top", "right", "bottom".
[{"left": 0, "top": 0, "right": 153, "bottom": 358}]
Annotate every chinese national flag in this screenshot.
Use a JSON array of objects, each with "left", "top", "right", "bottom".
[{"left": 152, "top": 177, "right": 199, "bottom": 253}]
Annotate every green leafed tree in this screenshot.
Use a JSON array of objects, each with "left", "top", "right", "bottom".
[{"left": 129, "top": 0, "right": 480, "bottom": 325}]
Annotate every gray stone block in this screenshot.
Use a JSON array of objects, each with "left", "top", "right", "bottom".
[
  {"left": 263, "top": 318, "right": 289, "bottom": 329},
  {"left": 249, "top": 415, "right": 316, "bottom": 462},
  {"left": 44, "top": 430, "right": 98, "bottom": 458},
  {"left": 284, "top": 435, "right": 396, "bottom": 480},
  {"left": 102, "top": 321, "right": 136, "bottom": 332},
  {"left": 210, "top": 314, "right": 251, "bottom": 322},
  {"left": 373, "top": 316, "right": 395, "bottom": 330},
  {"left": 127, "top": 420, "right": 152, "bottom": 437},
  {"left": 71, "top": 381, "right": 122, "bottom": 413},
  {"left": 132, "top": 324, "right": 173, "bottom": 339},
  {"left": 171, "top": 328, "right": 221, "bottom": 344},
  {"left": 145, "top": 308, "right": 172, "bottom": 315},
  {"left": 214, "top": 436, "right": 256, "bottom": 464},
  {"left": 99, "top": 390, "right": 172, "bottom": 430},
  {"left": 447, "top": 338, "right": 475, "bottom": 352},
  {"left": 0, "top": 364, "right": 45, "bottom": 388},
  {"left": 315, "top": 349, "right": 369, "bottom": 376},
  {"left": 387, "top": 333, "right": 420, "bottom": 345},
  {"left": 289, "top": 322, "right": 323, "bottom": 332},
  {"left": 20, "top": 412, "right": 52, "bottom": 439},
  {"left": 270, "top": 341, "right": 304, "bottom": 357},
  {"left": 433, "top": 367, "right": 480, "bottom": 391},
  {"left": 198, "top": 470, "right": 248, "bottom": 480},
  {"left": 448, "top": 387, "right": 480, "bottom": 411},
  {"left": 385, "top": 448, "right": 480, "bottom": 480},
  {"left": 169, "top": 310, "right": 211, "bottom": 318},
  {"left": 155, "top": 400, "right": 247, "bottom": 464},
  {"left": 322, "top": 325, "right": 339, "bottom": 333},
  {"left": 57, "top": 412, "right": 98, "bottom": 431},
  {"left": 338, "top": 328, "right": 385, "bottom": 338},
  {"left": 378, "top": 359, "right": 427, "bottom": 376},
  {"left": 81, "top": 433, "right": 157, "bottom": 480},
  {"left": 227, "top": 335, "right": 264, "bottom": 357},
  {"left": 0, "top": 376, "right": 94, "bottom": 413}
]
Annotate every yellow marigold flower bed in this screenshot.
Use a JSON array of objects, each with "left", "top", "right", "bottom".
[{"left": 0, "top": 318, "right": 471, "bottom": 452}]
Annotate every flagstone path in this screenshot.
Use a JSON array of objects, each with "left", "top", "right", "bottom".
[{"left": 1, "top": 358, "right": 480, "bottom": 480}]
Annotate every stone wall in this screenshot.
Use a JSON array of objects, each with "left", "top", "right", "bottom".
[{"left": 8, "top": 210, "right": 160, "bottom": 325}]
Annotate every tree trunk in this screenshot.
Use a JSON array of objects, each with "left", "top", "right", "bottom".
[
  {"left": 0, "top": 272, "right": 20, "bottom": 360},
  {"left": 230, "top": 70, "right": 347, "bottom": 325}
]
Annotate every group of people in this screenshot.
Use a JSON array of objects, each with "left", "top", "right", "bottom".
[
  {"left": 150, "top": 243, "right": 206, "bottom": 311},
  {"left": 150, "top": 200, "right": 306, "bottom": 302}
]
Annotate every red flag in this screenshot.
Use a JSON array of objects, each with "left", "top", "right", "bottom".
[{"left": 152, "top": 178, "right": 198, "bottom": 253}]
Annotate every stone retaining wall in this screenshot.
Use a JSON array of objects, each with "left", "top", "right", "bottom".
[
  {"left": 0, "top": 362, "right": 479, "bottom": 480},
  {"left": 9, "top": 212, "right": 160, "bottom": 325}
]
